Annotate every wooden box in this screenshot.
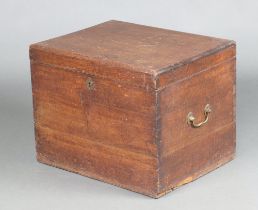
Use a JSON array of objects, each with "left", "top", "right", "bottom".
[{"left": 30, "top": 20, "right": 236, "bottom": 198}]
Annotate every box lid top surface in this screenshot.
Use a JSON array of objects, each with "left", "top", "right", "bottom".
[{"left": 31, "top": 20, "right": 234, "bottom": 77}]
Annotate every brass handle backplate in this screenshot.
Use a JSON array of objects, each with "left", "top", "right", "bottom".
[{"left": 187, "top": 104, "right": 212, "bottom": 128}]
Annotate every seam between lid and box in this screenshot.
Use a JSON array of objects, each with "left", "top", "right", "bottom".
[{"left": 30, "top": 41, "right": 235, "bottom": 91}]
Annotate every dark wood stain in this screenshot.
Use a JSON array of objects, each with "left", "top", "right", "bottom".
[{"left": 30, "top": 20, "right": 236, "bottom": 198}]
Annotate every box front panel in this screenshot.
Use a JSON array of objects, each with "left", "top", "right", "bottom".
[
  {"left": 158, "top": 54, "right": 236, "bottom": 193},
  {"left": 31, "top": 62, "right": 158, "bottom": 196}
]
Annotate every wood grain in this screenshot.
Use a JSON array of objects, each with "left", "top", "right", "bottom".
[
  {"left": 31, "top": 63, "right": 157, "bottom": 157},
  {"left": 30, "top": 20, "right": 236, "bottom": 198},
  {"left": 36, "top": 126, "right": 157, "bottom": 196},
  {"left": 156, "top": 44, "right": 236, "bottom": 195},
  {"left": 158, "top": 123, "right": 235, "bottom": 195},
  {"left": 159, "top": 58, "right": 235, "bottom": 155}
]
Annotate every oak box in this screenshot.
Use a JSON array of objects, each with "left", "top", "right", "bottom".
[{"left": 30, "top": 20, "right": 236, "bottom": 198}]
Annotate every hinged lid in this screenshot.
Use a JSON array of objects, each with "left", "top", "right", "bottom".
[{"left": 30, "top": 20, "right": 235, "bottom": 90}]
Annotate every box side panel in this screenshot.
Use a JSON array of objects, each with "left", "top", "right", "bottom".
[
  {"left": 157, "top": 46, "right": 236, "bottom": 195},
  {"left": 30, "top": 61, "right": 158, "bottom": 197}
]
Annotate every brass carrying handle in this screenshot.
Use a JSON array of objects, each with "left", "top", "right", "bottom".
[{"left": 187, "top": 104, "right": 212, "bottom": 128}]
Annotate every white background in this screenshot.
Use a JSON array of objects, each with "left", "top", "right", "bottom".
[{"left": 0, "top": 0, "right": 258, "bottom": 209}]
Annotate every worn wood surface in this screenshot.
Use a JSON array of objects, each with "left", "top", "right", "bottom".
[
  {"left": 31, "top": 62, "right": 158, "bottom": 196},
  {"left": 30, "top": 20, "right": 236, "bottom": 198},
  {"left": 157, "top": 53, "right": 236, "bottom": 195}
]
